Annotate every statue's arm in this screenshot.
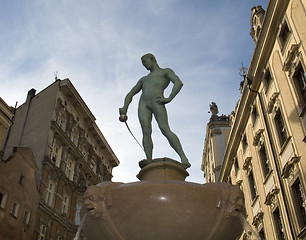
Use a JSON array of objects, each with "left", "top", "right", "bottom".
[
  {"left": 161, "top": 68, "right": 183, "bottom": 104},
  {"left": 119, "top": 79, "right": 142, "bottom": 114}
]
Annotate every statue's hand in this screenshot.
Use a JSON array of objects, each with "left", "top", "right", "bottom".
[
  {"left": 119, "top": 107, "right": 128, "bottom": 122},
  {"left": 119, "top": 107, "right": 127, "bottom": 115},
  {"left": 156, "top": 97, "right": 171, "bottom": 104}
]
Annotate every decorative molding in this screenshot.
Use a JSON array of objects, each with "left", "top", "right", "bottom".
[
  {"left": 281, "top": 156, "right": 300, "bottom": 179},
  {"left": 270, "top": 99, "right": 281, "bottom": 119},
  {"left": 283, "top": 43, "right": 301, "bottom": 73},
  {"left": 264, "top": 187, "right": 280, "bottom": 206},
  {"left": 267, "top": 92, "right": 280, "bottom": 113},
  {"left": 243, "top": 157, "right": 252, "bottom": 174},
  {"left": 210, "top": 128, "right": 222, "bottom": 137},
  {"left": 252, "top": 210, "right": 264, "bottom": 228},
  {"left": 236, "top": 179, "right": 243, "bottom": 186},
  {"left": 253, "top": 129, "right": 264, "bottom": 146}
]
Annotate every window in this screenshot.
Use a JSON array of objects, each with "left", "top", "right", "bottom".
[
  {"left": 90, "top": 159, "right": 97, "bottom": 173},
  {"left": 38, "top": 224, "right": 47, "bottom": 240},
  {"left": 56, "top": 115, "right": 65, "bottom": 130},
  {"left": 259, "top": 144, "right": 271, "bottom": 178},
  {"left": 293, "top": 63, "right": 306, "bottom": 105},
  {"left": 274, "top": 110, "right": 288, "bottom": 147},
  {"left": 279, "top": 20, "right": 291, "bottom": 49},
  {"left": 251, "top": 105, "right": 259, "bottom": 126},
  {"left": 82, "top": 149, "right": 87, "bottom": 157},
  {"left": 263, "top": 69, "right": 272, "bottom": 92},
  {"left": 19, "top": 175, "right": 25, "bottom": 186},
  {"left": 273, "top": 207, "right": 286, "bottom": 240},
  {"left": 242, "top": 133, "right": 248, "bottom": 153},
  {"left": 11, "top": 201, "right": 20, "bottom": 218},
  {"left": 75, "top": 202, "right": 83, "bottom": 225},
  {"left": 0, "top": 191, "right": 8, "bottom": 208},
  {"left": 259, "top": 228, "right": 266, "bottom": 240},
  {"left": 65, "top": 157, "right": 75, "bottom": 181},
  {"left": 61, "top": 193, "right": 70, "bottom": 215},
  {"left": 291, "top": 178, "right": 306, "bottom": 229},
  {"left": 234, "top": 157, "right": 239, "bottom": 176},
  {"left": 51, "top": 141, "right": 62, "bottom": 167},
  {"left": 23, "top": 210, "right": 31, "bottom": 225},
  {"left": 45, "top": 180, "right": 55, "bottom": 206},
  {"left": 248, "top": 170, "right": 257, "bottom": 202}
]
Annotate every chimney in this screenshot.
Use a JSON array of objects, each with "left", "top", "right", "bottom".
[{"left": 26, "top": 88, "right": 36, "bottom": 102}]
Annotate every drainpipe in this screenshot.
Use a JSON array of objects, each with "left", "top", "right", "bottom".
[{"left": 18, "top": 89, "right": 36, "bottom": 146}]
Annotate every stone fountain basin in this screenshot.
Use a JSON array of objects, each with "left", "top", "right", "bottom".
[{"left": 82, "top": 180, "right": 244, "bottom": 240}]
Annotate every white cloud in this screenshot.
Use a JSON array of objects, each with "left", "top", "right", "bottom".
[{"left": 0, "top": 0, "right": 269, "bottom": 184}]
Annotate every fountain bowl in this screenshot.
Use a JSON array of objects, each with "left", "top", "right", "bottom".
[{"left": 81, "top": 160, "right": 244, "bottom": 240}]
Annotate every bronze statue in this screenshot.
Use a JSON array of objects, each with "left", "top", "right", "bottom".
[{"left": 119, "top": 53, "right": 190, "bottom": 168}]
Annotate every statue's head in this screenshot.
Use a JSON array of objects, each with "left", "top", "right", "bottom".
[
  {"left": 141, "top": 53, "right": 157, "bottom": 70},
  {"left": 141, "top": 53, "right": 157, "bottom": 63},
  {"left": 83, "top": 185, "right": 104, "bottom": 218}
]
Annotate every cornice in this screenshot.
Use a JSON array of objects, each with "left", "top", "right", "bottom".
[
  {"left": 248, "top": 0, "right": 290, "bottom": 90},
  {"left": 219, "top": 0, "right": 290, "bottom": 182}
]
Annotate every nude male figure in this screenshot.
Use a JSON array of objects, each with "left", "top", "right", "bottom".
[{"left": 119, "top": 53, "right": 191, "bottom": 168}]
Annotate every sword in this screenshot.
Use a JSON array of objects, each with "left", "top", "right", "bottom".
[{"left": 119, "top": 114, "right": 144, "bottom": 152}]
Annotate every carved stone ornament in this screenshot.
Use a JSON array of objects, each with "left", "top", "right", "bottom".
[
  {"left": 81, "top": 161, "right": 245, "bottom": 240},
  {"left": 211, "top": 128, "right": 222, "bottom": 137},
  {"left": 253, "top": 129, "right": 264, "bottom": 146},
  {"left": 252, "top": 210, "right": 264, "bottom": 229},
  {"left": 267, "top": 92, "right": 280, "bottom": 113},
  {"left": 281, "top": 156, "right": 299, "bottom": 179},
  {"left": 264, "top": 187, "right": 280, "bottom": 206},
  {"left": 243, "top": 157, "right": 252, "bottom": 174},
  {"left": 271, "top": 99, "right": 281, "bottom": 119},
  {"left": 283, "top": 43, "right": 301, "bottom": 73}
]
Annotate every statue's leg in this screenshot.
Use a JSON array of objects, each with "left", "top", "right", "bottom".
[
  {"left": 138, "top": 102, "right": 153, "bottom": 160},
  {"left": 153, "top": 104, "right": 190, "bottom": 168}
]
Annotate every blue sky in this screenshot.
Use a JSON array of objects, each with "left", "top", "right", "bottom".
[{"left": 0, "top": 0, "right": 269, "bottom": 183}]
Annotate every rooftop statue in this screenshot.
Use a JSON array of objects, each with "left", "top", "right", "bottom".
[{"left": 119, "top": 53, "right": 191, "bottom": 168}]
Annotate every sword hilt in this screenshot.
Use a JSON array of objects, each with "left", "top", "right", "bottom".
[{"left": 119, "top": 114, "right": 128, "bottom": 122}]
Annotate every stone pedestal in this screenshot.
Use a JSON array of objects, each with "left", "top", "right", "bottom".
[
  {"left": 81, "top": 159, "right": 245, "bottom": 240},
  {"left": 137, "top": 158, "right": 189, "bottom": 181}
]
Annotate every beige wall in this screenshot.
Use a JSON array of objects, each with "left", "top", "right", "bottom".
[{"left": 215, "top": 0, "right": 306, "bottom": 239}]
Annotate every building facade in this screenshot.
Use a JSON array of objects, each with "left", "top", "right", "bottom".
[
  {"left": 2, "top": 78, "right": 119, "bottom": 240},
  {"left": 202, "top": 102, "right": 231, "bottom": 182},
  {"left": 203, "top": 0, "right": 306, "bottom": 239},
  {"left": 0, "top": 97, "right": 13, "bottom": 152},
  {"left": 0, "top": 147, "right": 40, "bottom": 240},
  {"left": 0, "top": 98, "right": 40, "bottom": 240}
]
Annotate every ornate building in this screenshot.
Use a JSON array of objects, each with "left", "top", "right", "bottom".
[
  {"left": 202, "top": 102, "right": 231, "bottom": 182},
  {"left": 2, "top": 78, "right": 119, "bottom": 240},
  {"left": 203, "top": 0, "right": 306, "bottom": 239}
]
